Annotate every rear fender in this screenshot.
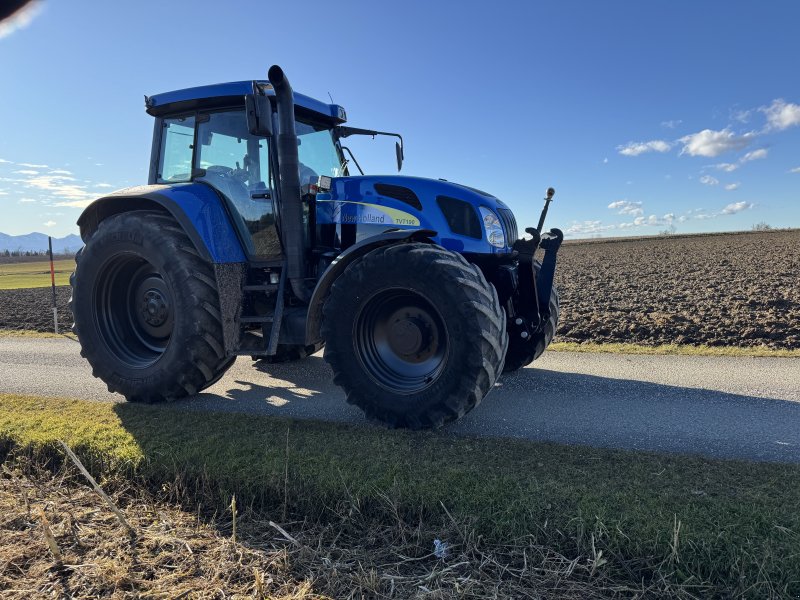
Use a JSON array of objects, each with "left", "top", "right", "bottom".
[
  {"left": 77, "top": 183, "right": 248, "bottom": 355},
  {"left": 76, "top": 183, "right": 247, "bottom": 263},
  {"left": 305, "top": 229, "right": 437, "bottom": 345}
]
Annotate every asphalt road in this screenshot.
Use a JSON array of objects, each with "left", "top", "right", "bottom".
[{"left": 1, "top": 337, "right": 799, "bottom": 463}]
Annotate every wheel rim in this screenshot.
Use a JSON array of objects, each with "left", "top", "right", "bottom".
[
  {"left": 354, "top": 288, "right": 448, "bottom": 394},
  {"left": 93, "top": 253, "right": 173, "bottom": 368}
]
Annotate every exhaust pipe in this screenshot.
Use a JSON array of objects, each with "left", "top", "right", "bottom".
[{"left": 268, "top": 65, "right": 310, "bottom": 302}]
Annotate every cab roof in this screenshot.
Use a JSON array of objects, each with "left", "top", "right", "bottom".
[{"left": 145, "top": 80, "right": 347, "bottom": 123}]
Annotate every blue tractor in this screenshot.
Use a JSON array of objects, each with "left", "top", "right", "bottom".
[{"left": 71, "top": 65, "right": 562, "bottom": 429}]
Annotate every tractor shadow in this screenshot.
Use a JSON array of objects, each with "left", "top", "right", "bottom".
[{"left": 156, "top": 353, "right": 800, "bottom": 462}]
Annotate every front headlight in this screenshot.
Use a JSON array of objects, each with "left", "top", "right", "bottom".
[{"left": 479, "top": 207, "right": 506, "bottom": 248}]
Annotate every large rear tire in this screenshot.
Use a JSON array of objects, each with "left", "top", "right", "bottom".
[
  {"left": 502, "top": 261, "right": 560, "bottom": 373},
  {"left": 322, "top": 243, "right": 507, "bottom": 429},
  {"left": 70, "top": 211, "right": 232, "bottom": 401}
]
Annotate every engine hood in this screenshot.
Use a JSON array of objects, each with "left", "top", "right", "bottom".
[
  {"left": 316, "top": 175, "right": 517, "bottom": 254},
  {"left": 326, "top": 174, "right": 510, "bottom": 213}
]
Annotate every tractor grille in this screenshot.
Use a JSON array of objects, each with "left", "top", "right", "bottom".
[
  {"left": 497, "top": 208, "right": 518, "bottom": 244},
  {"left": 374, "top": 183, "right": 422, "bottom": 210}
]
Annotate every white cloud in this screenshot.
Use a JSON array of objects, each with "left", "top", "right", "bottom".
[
  {"left": 23, "top": 173, "right": 97, "bottom": 204},
  {"left": 725, "top": 183, "right": 741, "bottom": 191},
  {"left": 52, "top": 199, "right": 96, "bottom": 208},
  {"left": 94, "top": 183, "right": 115, "bottom": 188},
  {"left": 789, "top": 167, "right": 800, "bottom": 174},
  {"left": 699, "top": 175, "right": 719, "bottom": 186},
  {"left": 603, "top": 157, "right": 608, "bottom": 164},
  {"left": 762, "top": 99, "right": 800, "bottom": 131},
  {"left": 607, "top": 200, "right": 644, "bottom": 216},
  {"left": 731, "top": 109, "right": 752, "bottom": 123},
  {"left": 713, "top": 162, "right": 739, "bottom": 172},
  {"left": 48, "top": 169, "right": 73, "bottom": 175},
  {"left": 679, "top": 128, "right": 753, "bottom": 157},
  {"left": 17, "top": 162, "right": 48, "bottom": 168},
  {"left": 661, "top": 119, "right": 683, "bottom": 129},
  {"left": 566, "top": 220, "right": 616, "bottom": 235},
  {"left": 0, "top": 159, "right": 12, "bottom": 164},
  {"left": 13, "top": 169, "right": 39, "bottom": 176},
  {"left": 43, "top": 220, "right": 57, "bottom": 228},
  {"left": 741, "top": 148, "right": 768, "bottom": 163},
  {"left": 617, "top": 140, "right": 672, "bottom": 156},
  {"left": 0, "top": 191, "right": 6, "bottom": 196},
  {"left": 722, "top": 201, "right": 754, "bottom": 215},
  {"left": 18, "top": 198, "right": 37, "bottom": 203}
]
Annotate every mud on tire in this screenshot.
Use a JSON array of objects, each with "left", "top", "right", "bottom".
[
  {"left": 70, "top": 211, "right": 232, "bottom": 401},
  {"left": 322, "top": 243, "right": 507, "bottom": 429}
]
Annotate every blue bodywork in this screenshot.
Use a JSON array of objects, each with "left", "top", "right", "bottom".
[
  {"left": 77, "top": 183, "right": 247, "bottom": 263},
  {"left": 316, "top": 175, "right": 516, "bottom": 255}
]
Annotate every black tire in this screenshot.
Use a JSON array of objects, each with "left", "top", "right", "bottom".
[
  {"left": 70, "top": 211, "right": 232, "bottom": 401},
  {"left": 322, "top": 243, "right": 507, "bottom": 429},
  {"left": 252, "top": 342, "right": 324, "bottom": 364},
  {"left": 502, "top": 261, "right": 560, "bottom": 373}
]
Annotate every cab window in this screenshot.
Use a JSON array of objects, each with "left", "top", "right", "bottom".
[{"left": 157, "top": 116, "right": 195, "bottom": 183}]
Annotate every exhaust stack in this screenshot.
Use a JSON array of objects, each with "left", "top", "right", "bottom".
[{"left": 268, "top": 65, "right": 310, "bottom": 302}]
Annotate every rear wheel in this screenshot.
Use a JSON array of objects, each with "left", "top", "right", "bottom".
[
  {"left": 502, "top": 261, "right": 560, "bottom": 373},
  {"left": 322, "top": 243, "right": 507, "bottom": 429},
  {"left": 70, "top": 211, "right": 232, "bottom": 401}
]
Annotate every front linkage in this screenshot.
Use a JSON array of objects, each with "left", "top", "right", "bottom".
[{"left": 505, "top": 188, "right": 564, "bottom": 371}]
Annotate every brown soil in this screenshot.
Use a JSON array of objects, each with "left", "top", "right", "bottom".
[
  {"left": 554, "top": 229, "right": 799, "bottom": 349},
  {"left": 1, "top": 230, "right": 797, "bottom": 349}
]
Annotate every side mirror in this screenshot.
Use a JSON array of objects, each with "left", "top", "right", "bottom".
[
  {"left": 245, "top": 94, "right": 273, "bottom": 137},
  {"left": 395, "top": 140, "right": 404, "bottom": 172}
]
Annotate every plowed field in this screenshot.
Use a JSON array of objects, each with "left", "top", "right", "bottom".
[{"left": 1, "top": 230, "right": 797, "bottom": 349}]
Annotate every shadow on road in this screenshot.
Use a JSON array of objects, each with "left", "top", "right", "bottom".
[{"left": 155, "top": 354, "right": 800, "bottom": 461}]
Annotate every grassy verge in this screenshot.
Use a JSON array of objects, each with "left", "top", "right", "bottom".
[
  {"left": 0, "top": 258, "right": 74, "bottom": 289},
  {"left": 549, "top": 340, "right": 800, "bottom": 358},
  {"left": 1, "top": 393, "right": 799, "bottom": 597}
]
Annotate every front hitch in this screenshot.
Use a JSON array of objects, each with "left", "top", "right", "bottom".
[{"left": 535, "top": 228, "right": 563, "bottom": 320}]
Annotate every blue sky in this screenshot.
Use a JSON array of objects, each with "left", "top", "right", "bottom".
[{"left": 1, "top": 0, "right": 798, "bottom": 239}]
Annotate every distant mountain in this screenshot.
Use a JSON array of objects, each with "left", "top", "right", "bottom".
[{"left": 0, "top": 232, "right": 83, "bottom": 254}]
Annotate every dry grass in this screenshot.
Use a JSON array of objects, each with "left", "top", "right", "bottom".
[
  {"left": 0, "top": 458, "right": 325, "bottom": 599},
  {"left": 1, "top": 457, "right": 710, "bottom": 599}
]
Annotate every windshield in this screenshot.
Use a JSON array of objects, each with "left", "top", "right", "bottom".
[{"left": 296, "top": 121, "right": 345, "bottom": 184}]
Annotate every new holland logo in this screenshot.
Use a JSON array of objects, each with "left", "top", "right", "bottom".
[{"left": 318, "top": 200, "right": 420, "bottom": 227}]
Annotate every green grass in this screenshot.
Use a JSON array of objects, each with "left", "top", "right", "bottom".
[
  {"left": 1, "top": 392, "right": 799, "bottom": 596},
  {"left": 0, "top": 258, "right": 74, "bottom": 290},
  {"left": 550, "top": 340, "right": 800, "bottom": 358}
]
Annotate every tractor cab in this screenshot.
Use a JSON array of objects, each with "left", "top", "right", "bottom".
[{"left": 146, "top": 81, "right": 348, "bottom": 259}]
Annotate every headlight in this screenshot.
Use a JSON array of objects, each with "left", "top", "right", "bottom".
[{"left": 479, "top": 207, "right": 506, "bottom": 248}]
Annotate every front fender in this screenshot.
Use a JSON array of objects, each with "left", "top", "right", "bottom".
[
  {"left": 76, "top": 183, "right": 247, "bottom": 264},
  {"left": 304, "top": 229, "right": 437, "bottom": 345}
]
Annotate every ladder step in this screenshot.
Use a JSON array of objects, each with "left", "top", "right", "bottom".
[
  {"left": 242, "top": 284, "right": 279, "bottom": 292},
  {"left": 240, "top": 315, "right": 274, "bottom": 324}
]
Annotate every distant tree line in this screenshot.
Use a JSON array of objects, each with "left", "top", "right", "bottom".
[{"left": 1, "top": 248, "right": 77, "bottom": 257}]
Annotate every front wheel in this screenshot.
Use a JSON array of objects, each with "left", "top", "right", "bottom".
[
  {"left": 322, "top": 243, "right": 507, "bottom": 429},
  {"left": 70, "top": 211, "right": 232, "bottom": 401}
]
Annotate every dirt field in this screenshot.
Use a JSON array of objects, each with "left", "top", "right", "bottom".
[{"left": 0, "top": 230, "right": 797, "bottom": 349}]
